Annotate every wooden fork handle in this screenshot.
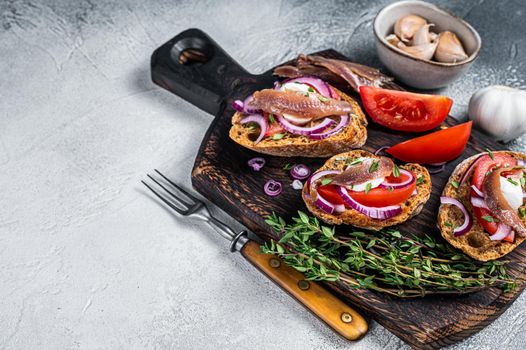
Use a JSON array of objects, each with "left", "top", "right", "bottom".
[{"left": 240, "top": 240, "right": 368, "bottom": 341}]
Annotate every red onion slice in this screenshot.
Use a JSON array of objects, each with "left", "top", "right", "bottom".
[
  {"left": 490, "top": 223, "right": 512, "bottom": 241},
  {"left": 470, "top": 196, "right": 489, "bottom": 210},
  {"left": 281, "top": 76, "right": 333, "bottom": 98},
  {"left": 277, "top": 115, "right": 335, "bottom": 136},
  {"left": 459, "top": 154, "right": 485, "bottom": 186},
  {"left": 309, "top": 114, "right": 350, "bottom": 140},
  {"left": 243, "top": 95, "right": 261, "bottom": 114},
  {"left": 440, "top": 196, "right": 473, "bottom": 236},
  {"left": 307, "top": 170, "right": 341, "bottom": 190},
  {"left": 240, "top": 114, "right": 268, "bottom": 144},
  {"left": 264, "top": 180, "right": 282, "bottom": 197},
  {"left": 247, "top": 157, "right": 266, "bottom": 171},
  {"left": 506, "top": 230, "right": 515, "bottom": 242},
  {"left": 336, "top": 186, "right": 402, "bottom": 219},
  {"left": 314, "top": 191, "right": 337, "bottom": 214},
  {"left": 290, "top": 164, "right": 311, "bottom": 180},
  {"left": 232, "top": 100, "right": 244, "bottom": 112},
  {"left": 471, "top": 185, "right": 484, "bottom": 198},
  {"left": 281, "top": 113, "right": 312, "bottom": 125},
  {"left": 517, "top": 159, "right": 526, "bottom": 167},
  {"left": 379, "top": 169, "right": 414, "bottom": 189}
]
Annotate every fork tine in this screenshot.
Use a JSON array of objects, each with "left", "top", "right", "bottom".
[
  {"left": 154, "top": 169, "right": 200, "bottom": 203},
  {"left": 141, "top": 180, "right": 186, "bottom": 215},
  {"left": 146, "top": 174, "right": 193, "bottom": 208}
]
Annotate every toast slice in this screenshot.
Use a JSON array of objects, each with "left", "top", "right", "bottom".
[
  {"left": 438, "top": 151, "right": 526, "bottom": 261},
  {"left": 302, "top": 150, "right": 432, "bottom": 230},
  {"left": 229, "top": 87, "right": 367, "bottom": 157}
]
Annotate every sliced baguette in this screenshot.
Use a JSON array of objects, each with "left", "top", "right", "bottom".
[
  {"left": 302, "top": 150, "right": 432, "bottom": 230},
  {"left": 229, "top": 87, "right": 367, "bottom": 157},
  {"left": 438, "top": 151, "right": 526, "bottom": 261}
]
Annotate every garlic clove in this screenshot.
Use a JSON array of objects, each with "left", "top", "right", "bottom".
[
  {"left": 385, "top": 34, "right": 406, "bottom": 48},
  {"left": 394, "top": 14, "right": 427, "bottom": 42},
  {"left": 399, "top": 41, "right": 438, "bottom": 61},
  {"left": 434, "top": 31, "right": 469, "bottom": 63},
  {"left": 411, "top": 24, "right": 436, "bottom": 46}
]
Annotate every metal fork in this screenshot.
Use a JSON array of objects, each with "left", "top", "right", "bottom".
[
  {"left": 141, "top": 169, "right": 248, "bottom": 251},
  {"left": 141, "top": 170, "right": 368, "bottom": 341}
]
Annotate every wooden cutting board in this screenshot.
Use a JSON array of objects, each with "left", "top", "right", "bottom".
[{"left": 151, "top": 29, "right": 526, "bottom": 349}]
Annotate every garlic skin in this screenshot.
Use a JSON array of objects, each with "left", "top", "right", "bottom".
[
  {"left": 399, "top": 41, "right": 438, "bottom": 61},
  {"left": 411, "top": 24, "right": 436, "bottom": 46},
  {"left": 394, "top": 15, "right": 427, "bottom": 42},
  {"left": 434, "top": 31, "right": 468, "bottom": 63},
  {"left": 468, "top": 85, "right": 526, "bottom": 142},
  {"left": 385, "top": 34, "right": 404, "bottom": 48}
]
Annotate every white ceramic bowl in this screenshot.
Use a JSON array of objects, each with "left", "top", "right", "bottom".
[{"left": 374, "top": 0, "right": 481, "bottom": 89}]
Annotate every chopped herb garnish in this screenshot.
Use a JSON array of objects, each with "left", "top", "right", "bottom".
[
  {"left": 393, "top": 164, "right": 400, "bottom": 177},
  {"left": 486, "top": 148, "right": 494, "bottom": 160},
  {"left": 318, "top": 95, "right": 329, "bottom": 102},
  {"left": 482, "top": 215, "right": 497, "bottom": 223},
  {"left": 283, "top": 163, "right": 293, "bottom": 170},
  {"left": 387, "top": 186, "right": 394, "bottom": 192},
  {"left": 268, "top": 113, "right": 275, "bottom": 124},
  {"left": 451, "top": 181, "right": 460, "bottom": 189},
  {"left": 349, "top": 159, "right": 363, "bottom": 166},
  {"left": 369, "top": 160, "right": 379, "bottom": 173},
  {"left": 321, "top": 178, "right": 332, "bottom": 186},
  {"left": 416, "top": 175, "right": 424, "bottom": 185},
  {"left": 303, "top": 92, "right": 310, "bottom": 97},
  {"left": 272, "top": 133, "right": 285, "bottom": 140},
  {"left": 519, "top": 208, "right": 526, "bottom": 218},
  {"left": 507, "top": 178, "right": 519, "bottom": 186},
  {"left": 521, "top": 176, "right": 525, "bottom": 187},
  {"left": 307, "top": 87, "right": 315, "bottom": 93},
  {"left": 444, "top": 221, "right": 454, "bottom": 228},
  {"left": 365, "top": 182, "right": 372, "bottom": 194}
]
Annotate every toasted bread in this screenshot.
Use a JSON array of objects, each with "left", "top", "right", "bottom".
[
  {"left": 302, "top": 150, "right": 432, "bottom": 230},
  {"left": 438, "top": 151, "right": 526, "bottom": 261},
  {"left": 229, "top": 87, "right": 367, "bottom": 157}
]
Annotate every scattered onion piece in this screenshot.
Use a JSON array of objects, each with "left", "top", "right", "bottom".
[
  {"left": 440, "top": 196, "right": 473, "bottom": 236},
  {"left": 247, "top": 157, "right": 266, "bottom": 171},
  {"left": 290, "top": 164, "right": 311, "bottom": 180},
  {"left": 264, "top": 180, "right": 282, "bottom": 197},
  {"left": 291, "top": 179, "right": 303, "bottom": 190}
]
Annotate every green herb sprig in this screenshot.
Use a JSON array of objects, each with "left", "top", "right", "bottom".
[{"left": 262, "top": 212, "right": 516, "bottom": 298}]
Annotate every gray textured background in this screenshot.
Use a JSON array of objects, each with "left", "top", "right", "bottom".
[{"left": 1, "top": 0, "right": 526, "bottom": 349}]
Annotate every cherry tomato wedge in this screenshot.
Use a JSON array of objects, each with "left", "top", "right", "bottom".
[
  {"left": 359, "top": 86, "right": 453, "bottom": 132},
  {"left": 317, "top": 171, "right": 416, "bottom": 207},
  {"left": 387, "top": 121, "right": 472, "bottom": 164},
  {"left": 316, "top": 185, "right": 345, "bottom": 205},
  {"left": 470, "top": 154, "right": 517, "bottom": 236}
]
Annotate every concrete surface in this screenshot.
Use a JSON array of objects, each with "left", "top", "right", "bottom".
[{"left": 1, "top": 0, "right": 526, "bottom": 349}]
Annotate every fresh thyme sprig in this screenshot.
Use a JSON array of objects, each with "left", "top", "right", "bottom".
[{"left": 261, "top": 212, "right": 516, "bottom": 298}]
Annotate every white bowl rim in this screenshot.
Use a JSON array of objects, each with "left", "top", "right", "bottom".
[{"left": 373, "top": 0, "right": 482, "bottom": 67}]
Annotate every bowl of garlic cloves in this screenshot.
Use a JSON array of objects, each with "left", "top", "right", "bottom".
[{"left": 374, "top": 0, "right": 481, "bottom": 89}]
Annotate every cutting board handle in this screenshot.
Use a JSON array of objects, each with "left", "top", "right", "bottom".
[{"left": 151, "top": 28, "right": 259, "bottom": 116}]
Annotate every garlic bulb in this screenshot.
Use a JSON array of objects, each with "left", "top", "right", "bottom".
[
  {"left": 412, "top": 24, "right": 436, "bottom": 46},
  {"left": 468, "top": 85, "right": 526, "bottom": 142},
  {"left": 399, "top": 41, "right": 438, "bottom": 61},
  {"left": 386, "top": 34, "right": 404, "bottom": 48},
  {"left": 434, "top": 31, "right": 468, "bottom": 63},
  {"left": 394, "top": 15, "right": 427, "bottom": 42}
]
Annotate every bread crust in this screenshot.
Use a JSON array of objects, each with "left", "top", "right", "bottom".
[
  {"left": 437, "top": 151, "right": 526, "bottom": 261},
  {"left": 228, "top": 88, "right": 367, "bottom": 157},
  {"left": 302, "top": 150, "right": 432, "bottom": 230}
]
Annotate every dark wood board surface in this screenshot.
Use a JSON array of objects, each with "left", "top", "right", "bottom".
[{"left": 151, "top": 29, "right": 526, "bottom": 349}]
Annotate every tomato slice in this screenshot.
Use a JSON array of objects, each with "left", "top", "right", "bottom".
[
  {"left": 359, "top": 86, "right": 453, "bottom": 132},
  {"left": 386, "top": 122, "right": 472, "bottom": 164},
  {"left": 316, "top": 171, "right": 416, "bottom": 207},
  {"left": 264, "top": 113, "right": 284, "bottom": 137},
  {"left": 316, "top": 185, "right": 346, "bottom": 205},
  {"left": 470, "top": 154, "right": 517, "bottom": 236}
]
